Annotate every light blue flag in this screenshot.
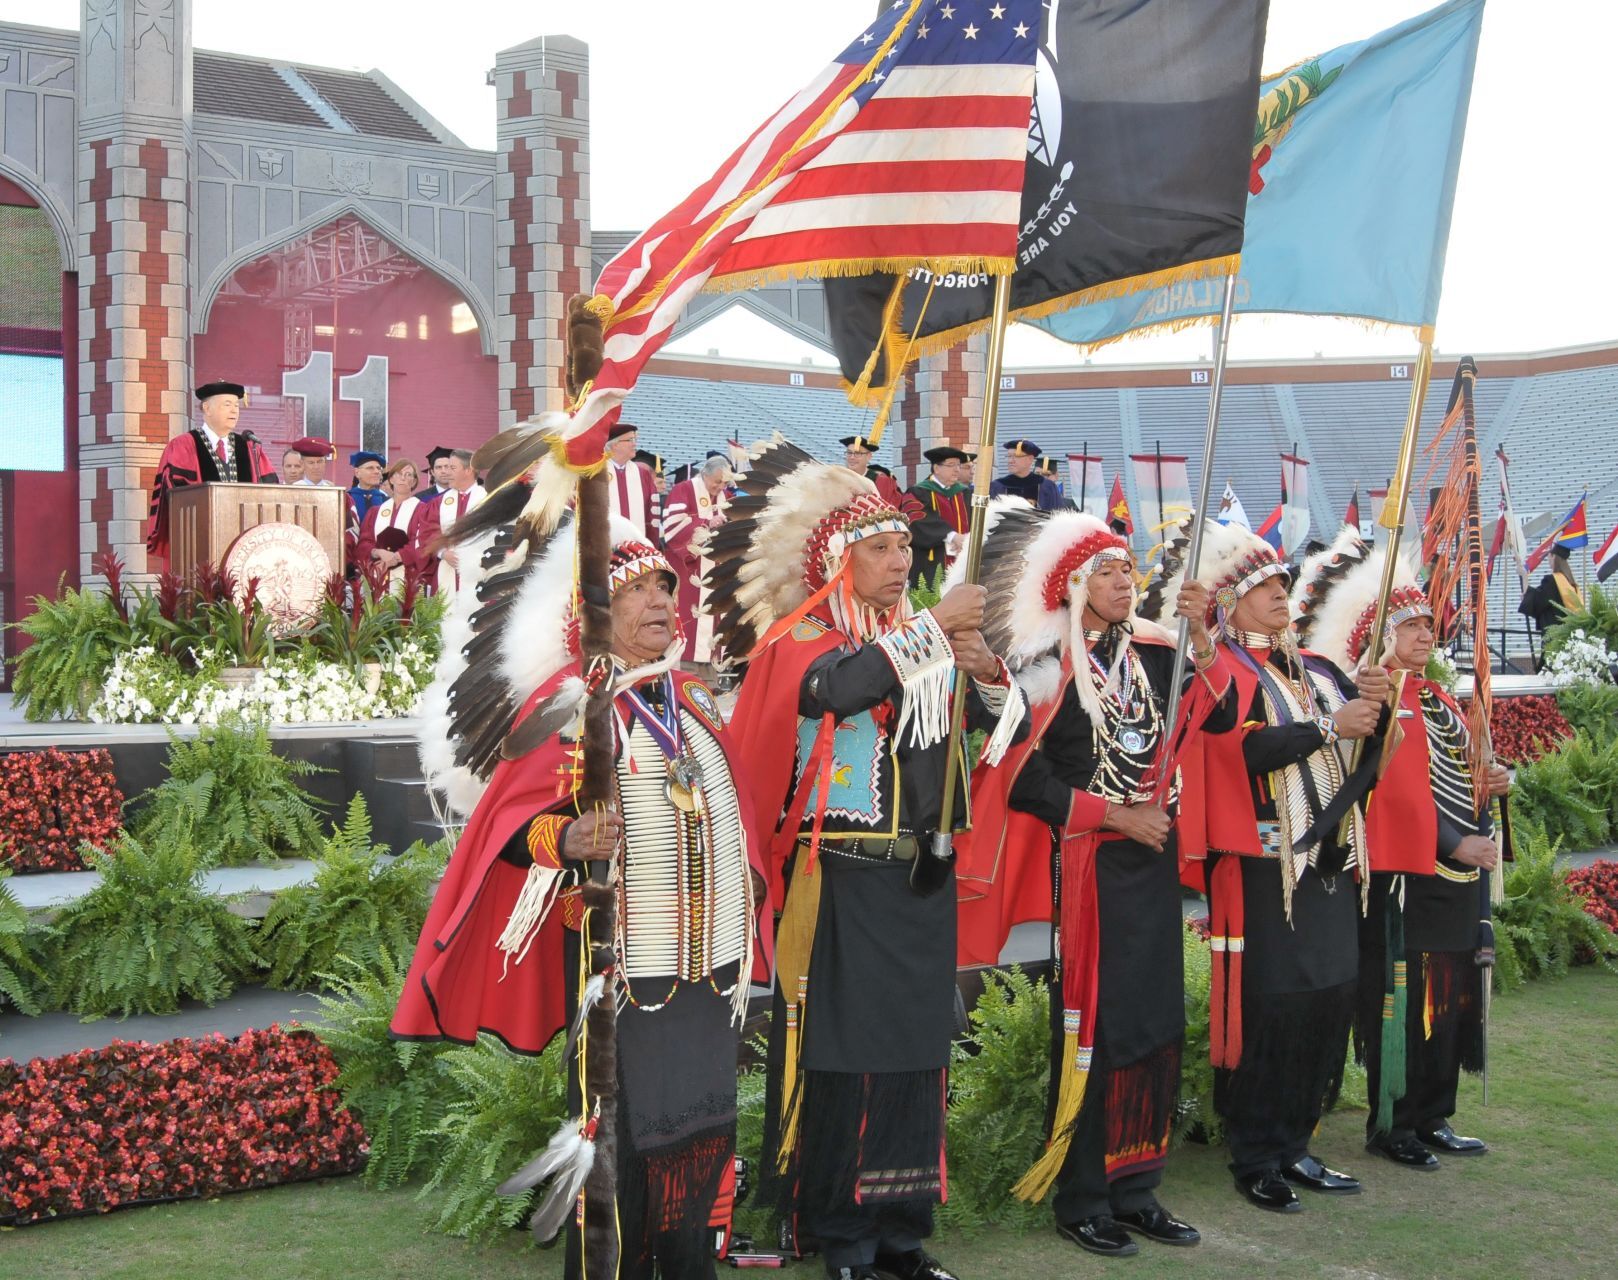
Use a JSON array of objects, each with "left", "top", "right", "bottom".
[{"left": 1033, "top": 0, "right": 1484, "bottom": 346}]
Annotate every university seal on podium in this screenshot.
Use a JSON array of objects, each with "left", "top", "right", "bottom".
[{"left": 223, "top": 522, "right": 333, "bottom": 635}]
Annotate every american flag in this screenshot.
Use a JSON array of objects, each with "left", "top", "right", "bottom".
[{"left": 560, "top": 0, "right": 1039, "bottom": 467}]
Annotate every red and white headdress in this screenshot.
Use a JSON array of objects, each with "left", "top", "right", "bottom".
[
  {"left": 947, "top": 497, "right": 1132, "bottom": 719},
  {"left": 1292, "top": 524, "right": 1431, "bottom": 669},
  {"left": 421, "top": 514, "right": 681, "bottom": 818},
  {"left": 1139, "top": 517, "right": 1289, "bottom": 637},
  {"left": 701, "top": 436, "right": 910, "bottom": 658}
]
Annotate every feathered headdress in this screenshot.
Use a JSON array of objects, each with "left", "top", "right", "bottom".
[
  {"left": 1291, "top": 524, "right": 1428, "bottom": 670},
  {"left": 1138, "top": 516, "right": 1289, "bottom": 637},
  {"left": 700, "top": 436, "right": 909, "bottom": 659},
  {"left": 418, "top": 513, "right": 680, "bottom": 819},
  {"left": 944, "top": 497, "right": 1131, "bottom": 722}
]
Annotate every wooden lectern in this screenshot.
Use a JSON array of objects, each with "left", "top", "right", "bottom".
[{"left": 167, "top": 483, "right": 345, "bottom": 575}]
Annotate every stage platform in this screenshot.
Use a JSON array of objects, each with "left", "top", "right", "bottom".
[{"left": 0, "top": 696, "right": 445, "bottom": 855}]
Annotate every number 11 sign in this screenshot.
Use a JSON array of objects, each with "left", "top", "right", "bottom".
[{"left": 281, "top": 352, "right": 390, "bottom": 455}]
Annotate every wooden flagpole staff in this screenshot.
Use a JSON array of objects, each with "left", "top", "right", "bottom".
[{"left": 916, "top": 273, "right": 1014, "bottom": 894}]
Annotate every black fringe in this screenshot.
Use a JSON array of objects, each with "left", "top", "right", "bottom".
[{"left": 1217, "top": 981, "right": 1357, "bottom": 1126}]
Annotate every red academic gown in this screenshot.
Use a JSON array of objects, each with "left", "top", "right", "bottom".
[
  {"left": 146, "top": 429, "right": 277, "bottom": 559},
  {"left": 608, "top": 459, "right": 658, "bottom": 540},
  {"left": 391, "top": 666, "right": 773, "bottom": 1054},
  {"left": 660, "top": 477, "right": 724, "bottom": 662},
  {"left": 354, "top": 494, "right": 433, "bottom": 589}
]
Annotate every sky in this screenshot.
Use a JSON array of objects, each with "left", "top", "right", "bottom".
[{"left": 8, "top": 0, "right": 1615, "bottom": 367}]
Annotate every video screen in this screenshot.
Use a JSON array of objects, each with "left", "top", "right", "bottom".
[{"left": 0, "top": 202, "right": 64, "bottom": 472}]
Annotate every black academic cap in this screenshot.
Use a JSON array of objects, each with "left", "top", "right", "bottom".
[
  {"left": 923, "top": 445, "right": 970, "bottom": 465},
  {"left": 425, "top": 445, "right": 453, "bottom": 465},
  {"left": 195, "top": 380, "right": 246, "bottom": 401},
  {"left": 1003, "top": 439, "right": 1040, "bottom": 458}
]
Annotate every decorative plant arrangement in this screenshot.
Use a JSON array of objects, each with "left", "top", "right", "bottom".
[{"left": 10, "top": 554, "right": 444, "bottom": 725}]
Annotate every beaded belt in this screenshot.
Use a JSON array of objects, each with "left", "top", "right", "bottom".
[{"left": 815, "top": 835, "right": 920, "bottom": 863}]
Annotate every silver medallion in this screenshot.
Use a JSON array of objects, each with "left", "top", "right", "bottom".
[{"left": 1120, "top": 729, "right": 1146, "bottom": 754}]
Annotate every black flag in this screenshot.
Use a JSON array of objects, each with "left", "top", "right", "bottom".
[{"left": 827, "top": 0, "right": 1269, "bottom": 397}]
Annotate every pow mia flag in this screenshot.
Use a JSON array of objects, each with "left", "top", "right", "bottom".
[{"left": 826, "top": 0, "right": 1268, "bottom": 396}]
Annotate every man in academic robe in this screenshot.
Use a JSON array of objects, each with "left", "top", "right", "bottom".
[
  {"left": 661, "top": 454, "right": 731, "bottom": 666},
  {"left": 607, "top": 423, "right": 657, "bottom": 538},
  {"left": 1176, "top": 521, "right": 1388, "bottom": 1214},
  {"left": 1290, "top": 530, "right": 1508, "bottom": 1171},
  {"left": 421, "top": 448, "right": 487, "bottom": 594},
  {"left": 146, "top": 380, "right": 278, "bottom": 560},
  {"left": 279, "top": 446, "right": 305, "bottom": 485},
  {"left": 423, "top": 446, "right": 456, "bottom": 495},
  {"left": 289, "top": 437, "right": 335, "bottom": 486},
  {"left": 394, "top": 522, "right": 770, "bottom": 1279},
  {"left": 989, "top": 440, "right": 1064, "bottom": 511},
  {"left": 954, "top": 502, "right": 1235, "bottom": 1259},
  {"left": 711, "top": 439, "right": 1027, "bottom": 1280},
  {"left": 348, "top": 450, "right": 388, "bottom": 524},
  {"left": 839, "top": 434, "right": 912, "bottom": 514},
  {"left": 1037, "top": 456, "right": 1073, "bottom": 509},
  {"left": 905, "top": 446, "right": 973, "bottom": 590}
]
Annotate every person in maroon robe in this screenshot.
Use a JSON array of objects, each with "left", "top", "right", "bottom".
[
  {"left": 661, "top": 455, "right": 731, "bottom": 665},
  {"left": 146, "top": 380, "right": 278, "bottom": 560},
  {"left": 606, "top": 422, "right": 657, "bottom": 538}
]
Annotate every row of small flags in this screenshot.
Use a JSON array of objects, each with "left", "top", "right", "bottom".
[{"left": 1057, "top": 447, "right": 1616, "bottom": 584}]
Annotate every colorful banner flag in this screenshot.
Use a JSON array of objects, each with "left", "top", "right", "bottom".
[
  {"left": 1107, "top": 473, "right": 1133, "bottom": 535},
  {"left": 1597, "top": 523, "right": 1618, "bottom": 583},
  {"left": 1256, "top": 502, "right": 1284, "bottom": 552},
  {"left": 1066, "top": 453, "right": 1107, "bottom": 521},
  {"left": 1281, "top": 453, "right": 1311, "bottom": 557},
  {"left": 1368, "top": 485, "right": 1390, "bottom": 548},
  {"left": 1525, "top": 496, "right": 1589, "bottom": 573},
  {"left": 559, "top": 0, "right": 1042, "bottom": 466},
  {"left": 825, "top": 0, "right": 1269, "bottom": 400},
  {"left": 1217, "top": 481, "right": 1252, "bottom": 530},
  {"left": 1032, "top": 0, "right": 1484, "bottom": 348},
  {"left": 1130, "top": 453, "right": 1192, "bottom": 541},
  {"left": 1344, "top": 484, "right": 1362, "bottom": 531}
]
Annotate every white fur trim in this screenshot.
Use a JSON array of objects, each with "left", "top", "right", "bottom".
[
  {"left": 1014, "top": 655, "right": 1067, "bottom": 708},
  {"left": 1291, "top": 524, "right": 1419, "bottom": 670}
]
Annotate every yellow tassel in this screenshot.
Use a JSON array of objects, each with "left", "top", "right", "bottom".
[
  {"left": 1012, "top": 1025, "right": 1090, "bottom": 1202},
  {"left": 771, "top": 846, "right": 823, "bottom": 1172},
  {"left": 583, "top": 294, "right": 614, "bottom": 323}
]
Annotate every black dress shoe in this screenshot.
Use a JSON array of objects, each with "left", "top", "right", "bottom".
[
  {"left": 873, "top": 1247, "right": 959, "bottom": 1280},
  {"left": 1282, "top": 1154, "right": 1362, "bottom": 1194},
  {"left": 1056, "top": 1215, "right": 1140, "bottom": 1257},
  {"left": 1235, "top": 1169, "right": 1303, "bottom": 1213},
  {"left": 1114, "top": 1204, "right": 1201, "bottom": 1246},
  {"left": 1366, "top": 1134, "right": 1440, "bottom": 1169},
  {"left": 1417, "top": 1124, "right": 1488, "bottom": 1155}
]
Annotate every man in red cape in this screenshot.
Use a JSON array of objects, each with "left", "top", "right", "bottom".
[
  {"left": 709, "top": 438, "right": 1025, "bottom": 1280},
  {"left": 393, "top": 519, "right": 771, "bottom": 1278},
  {"left": 951, "top": 501, "right": 1232, "bottom": 1258},
  {"left": 1291, "top": 528, "right": 1508, "bottom": 1170}
]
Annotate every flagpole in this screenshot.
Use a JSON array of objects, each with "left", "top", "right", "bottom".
[
  {"left": 920, "top": 272, "right": 1014, "bottom": 892},
  {"left": 1159, "top": 274, "right": 1238, "bottom": 766},
  {"left": 1079, "top": 441, "right": 1089, "bottom": 518},
  {"left": 1343, "top": 334, "right": 1436, "bottom": 788}
]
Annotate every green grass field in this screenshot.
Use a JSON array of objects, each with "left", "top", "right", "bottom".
[{"left": 4, "top": 969, "right": 1615, "bottom": 1280}]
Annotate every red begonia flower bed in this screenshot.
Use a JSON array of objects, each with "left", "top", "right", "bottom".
[{"left": 0, "top": 748, "right": 124, "bottom": 873}]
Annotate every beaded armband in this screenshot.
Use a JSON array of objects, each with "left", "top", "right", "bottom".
[
  {"left": 1315, "top": 714, "right": 1341, "bottom": 747},
  {"left": 525, "top": 813, "right": 573, "bottom": 869}
]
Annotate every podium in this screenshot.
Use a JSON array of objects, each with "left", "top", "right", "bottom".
[{"left": 167, "top": 483, "right": 344, "bottom": 576}]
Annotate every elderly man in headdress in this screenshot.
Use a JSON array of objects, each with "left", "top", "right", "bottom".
[
  {"left": 395, "top": 509, "right": 770, "bottom": 1280},
  {"left": 1171, "top": 520, "right": 1389, "bottom": 1214},
  {"left": 954, "top": 500, "right": 1235, "bottom": 1258},
  {"left": 146, "top": 379, "right": 279, "bottom": 559},
  {"left": 709, "top": 439, "right": 1027, "bottom": 1280},
  {"left": 1292, "top": 529, "right": 1509, "bottom": 1171}
]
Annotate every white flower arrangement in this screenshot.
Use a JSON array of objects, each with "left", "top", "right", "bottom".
[
  {"left": 88, "top": 642, "right": 434, "bottom": 726},
  {"left": 1544, "top": 628, "right": 1618, "bottom": 690}
]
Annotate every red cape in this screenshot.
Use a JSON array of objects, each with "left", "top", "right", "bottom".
[
  {"left": 391, "top": 666, "right": 773, "bottom": 1054},
  {"left": 1365, "top": 675, "right": 1463, "bottom": 876},
  {"left": 146, "top": 430, "right": 276, "bottom": 558}
]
